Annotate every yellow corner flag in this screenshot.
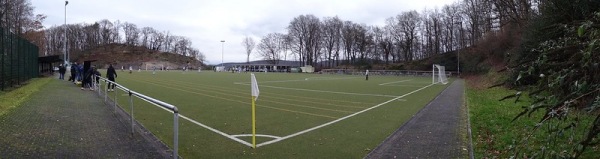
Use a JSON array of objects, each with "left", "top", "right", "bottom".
[{"left": 250, "top": 73, "right": 259, "bottom": 148}]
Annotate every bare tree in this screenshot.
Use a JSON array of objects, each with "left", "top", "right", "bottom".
[
  {"left": 122, "top": 22, "right": 139, "bottom": 46},
  {"left": 321, "top": 16, "right": 343, "bottom": 68},
  {"left": 97, "top": 19, "right": 113, "bottom": 46},
  {"left": 140, "top": 27, "right": 153, "bottom": 48},
  {"left": 241, "top": 36, "right": 255, "bottom": 63},
  {"left": 287, "top": 14, "right": 321, "bottom": 66},
  {"left": 0, "top": 0, "right": 34, "bottom": 34},
  {"left": 149, "top": 30, "right": 164, "bottom": 50},
  {"left": 389, "top": 10, "right": 421, "bottom": 61},
  {"left": 111, "top": 20, "right": 122, "bottom": 43},
  {"left": 257, "top": 33, "right": 284, "bottom": 65},
  {"left": 442, "top": 3, "right": 462, "bottom": 52},
  {"left": 341, "top": 21, "right": 358, "bottom": 64}
]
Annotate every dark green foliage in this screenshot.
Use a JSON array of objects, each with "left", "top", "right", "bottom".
[{"left": 504, "top": 0, "right": 600, "bottom": 158}]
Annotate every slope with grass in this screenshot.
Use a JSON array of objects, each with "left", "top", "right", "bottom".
[{"left": 466, "top": 73, "right": 599, "bottom": 158}]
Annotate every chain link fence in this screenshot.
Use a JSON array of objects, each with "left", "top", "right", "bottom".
[{"left": 1, "top": 27, "right": 40, "bottom": 91}]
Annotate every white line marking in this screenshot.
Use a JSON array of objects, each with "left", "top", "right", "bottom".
[
  {"left": 234, "top": 77, "right": 358, "bottom": 85},
  {"left": 378, "top": 79, "right": 412, "bottom": 85},
  {"left": 133, "top": 96, "right": 254, "bottom": 147},
  {"left": 231, "top": 134, "right": 282, "bottom": 139},
  {"left": 379, "top": 85, "right": 425, "bottom": 87},
  {"left": 234, "top": 83, "right": 397, "bottom": 98},
  {"left": 255, "top": 83, "right": 435, "bottom": 147},
  {"left": 305, "top": 77, "right": 356, "bottom": 80}
]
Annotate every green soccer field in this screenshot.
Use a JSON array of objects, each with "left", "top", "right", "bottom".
[{"left": 101, "top": 70, "right": 451, "bottom": 158}]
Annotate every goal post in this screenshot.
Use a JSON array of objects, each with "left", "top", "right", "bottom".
[{"left": 432, "top": 64, "right": 449, "bottom": 85}]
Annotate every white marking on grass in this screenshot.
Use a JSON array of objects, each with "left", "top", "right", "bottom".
[
  {"left": 381, "top": 84, "right": 426, "bottom": 87},
  {"left": 235, "top": 83, "right": 397, "bottom": 98},
  {"left": 234, "top": 77, "right": 358, "bottom": 85},
  {"left": 255, "top": 83, "right": 435, "bottom": 147},
  {"left": 378, "top": 79, "right": 412, "bottom": 86},
  {"left": 231, "top": 134, "right": 282, "bottom": 139},
  {"left": 133, "top": 96, "right": 254, "bottom": 147},
  {"left": 305, "top": 77, "right": 356, "bottom": 80}
]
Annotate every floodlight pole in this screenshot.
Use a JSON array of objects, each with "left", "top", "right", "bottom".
[
  {"left": 221, "top": 40, "right": 225, "bottom": 67},
  {"left": 455, "top": 21, "right": 462, "bottom": 76},
  {"left": 64, "top": 1, "right": 68, "bottom": 65}
]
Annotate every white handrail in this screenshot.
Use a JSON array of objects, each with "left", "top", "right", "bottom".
[{"left": 94, "top": 75, "right": 179, "bottom": 159}]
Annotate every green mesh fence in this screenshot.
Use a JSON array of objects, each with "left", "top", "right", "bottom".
[{"left": 1, "top": 27, "right": 40, "bottom": 91}]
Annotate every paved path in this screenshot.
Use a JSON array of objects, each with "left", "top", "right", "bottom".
[
  {"left": 366, "top": 79, "right": 467, "bottom": 159},
  {"left": 0, "top": 78, "right": 169, "bottom": 158}
]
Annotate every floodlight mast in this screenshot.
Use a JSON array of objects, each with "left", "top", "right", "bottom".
[{"left": 221, "top": 40, "right": 225, "bottom": 67}]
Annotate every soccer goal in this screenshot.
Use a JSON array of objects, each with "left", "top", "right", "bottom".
[{"left": 432, "top": 64, "right": 449, "bottom": 84}]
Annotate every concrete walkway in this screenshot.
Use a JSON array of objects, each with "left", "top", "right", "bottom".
[
  {"left": 0, "top": 78, "right": 170, "bottom": 158},
  {"left": 366, "top": 79, "right": 467, "bottom": 158}
]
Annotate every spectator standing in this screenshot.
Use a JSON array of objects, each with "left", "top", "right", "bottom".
[
  {"left": 82, "top": 66, "right": 95, "bottom": 90},
  {"left": 106, "top": 64, "right": 118, "bottom": 92},
  {"left": 58, "top": 64, "right": 66, "bottom": 80},
  {"left": 94, "top": 66, "right": 101, "bottom": 88},
  {"left": 69, "top": 63, "right": 77, "bottom": 82}
]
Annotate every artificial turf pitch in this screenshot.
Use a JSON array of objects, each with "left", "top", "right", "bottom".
[{"left": 102, "top": 70, "right": 450, "bottom": 158}]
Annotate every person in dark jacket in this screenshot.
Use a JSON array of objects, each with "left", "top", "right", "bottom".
[
  {"left": 106, "top": 64, "right": 118, "bottom": 92},
  {"left": 58, "top": 64, "right": 66, "bottom": 80},
  {"left": 69, "top": 63, "right": 77, "bottom": 82},
  {"left": 94, "top": 67, "right": 101, "bottom": 86},
  {"left": 82, "top": 66, "right": 95, "bottom": 90}
]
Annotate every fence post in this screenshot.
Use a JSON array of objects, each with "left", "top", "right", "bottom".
[
  {"left": 114, "top": 86, "right": 118, "bottom": 113},
  {"left": 174, "top": 109, "right": 179, "bottom": 159},
  {"left": 129, "top": 90, "right": 134, "bottom": 135},
  {"left": 104, "top": 80, "right": 108, "bottom": 102}
]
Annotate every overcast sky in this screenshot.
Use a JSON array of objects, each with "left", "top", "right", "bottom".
[{"left": 32, "top": 0, "right": 457, "bottom": 64}]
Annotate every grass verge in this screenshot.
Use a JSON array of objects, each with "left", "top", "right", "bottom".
[
  {"left": 0, "top": 78, "right": 52, "bottom": 116},
  {"left": 467, "top": 79, "right": 598, "bottom": 158}
]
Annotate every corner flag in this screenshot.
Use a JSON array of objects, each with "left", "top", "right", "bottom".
[
  {"left": 250, "top": 73, "right": 259, "bottom": 148},
  {"left": 251, "top": 73, "right": 259, "bottom": 100}
]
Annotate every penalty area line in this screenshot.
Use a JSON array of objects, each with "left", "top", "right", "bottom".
[{"left": 255, "top": 83, "right": 435, "bottom": 147}]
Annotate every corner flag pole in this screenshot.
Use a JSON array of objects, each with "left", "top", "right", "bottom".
[
  {"left": 250, "top": 73, "right": 260, "bottom": 148},
  {"left": 251, "top": 96, "right": 256, "bottom": 148}
]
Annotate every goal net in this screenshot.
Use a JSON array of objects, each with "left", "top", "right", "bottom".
[{"left": 432, "top": 64, "right": 449, "bottom": 85}]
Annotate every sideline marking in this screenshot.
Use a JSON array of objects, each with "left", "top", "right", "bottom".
[
  {"left": 256, "top": 83, "right": 435, "bottom": 147},
  {"left": 378, "top": 79, "right": 412, "bottom": 86}
]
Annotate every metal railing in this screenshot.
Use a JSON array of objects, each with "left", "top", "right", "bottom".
[{"left": 93, "top": 75, "right": 179, "bottom": 158}]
